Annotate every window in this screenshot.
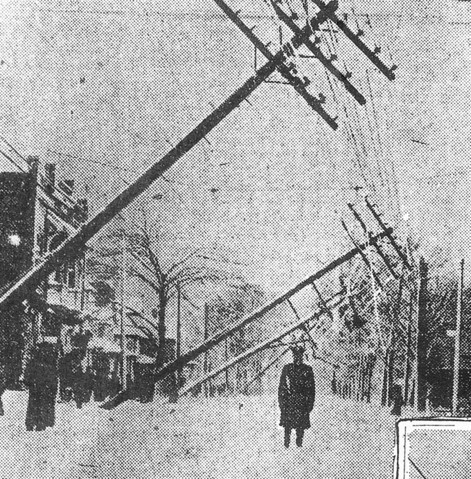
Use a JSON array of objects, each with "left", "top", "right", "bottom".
[{"left": 126, "top": 337, "right": 138, "bottom": 354}]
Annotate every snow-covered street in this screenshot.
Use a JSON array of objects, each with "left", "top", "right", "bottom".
[{"left": 0, "top": 391, "right": 399, "bottom": 479}]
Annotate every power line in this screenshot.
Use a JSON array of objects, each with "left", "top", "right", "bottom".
[{"left": 47, "top": 146, "right": 185, "bottom": 204}]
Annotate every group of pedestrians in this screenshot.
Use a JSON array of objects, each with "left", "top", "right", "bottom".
[
  {"left": 59, "top": 348, "right": 119, "bottom": 407},
  {"left": 21, "top": 336, "right": 123, "bottom": 431},
  {"left": 13, "top": 333, "right": 317, "bottom": 439}
]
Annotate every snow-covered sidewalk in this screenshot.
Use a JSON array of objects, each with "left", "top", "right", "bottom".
[
  {"left": 0, "top": 391, "right": 400, "bottom": 478},
  {"left": 0, "top": 390, "right": 111, "bottom": 478}
]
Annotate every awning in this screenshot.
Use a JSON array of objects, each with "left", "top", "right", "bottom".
[
  {"left": 26, "top": 294, "right": 84, "bottom": 327},
  {"left": 47, "top": 303, "right": 83, "bottom": 326}
]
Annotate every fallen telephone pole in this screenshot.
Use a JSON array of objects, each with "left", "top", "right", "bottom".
[
  {"left": 151, "top": 230, "right": 390, "bottom": 385},
  {"left": 178, "top": 295, "right": 344, "bottom": 398},
  {"left": 101, "top": 229, "right": 390, "bottom": 409}
]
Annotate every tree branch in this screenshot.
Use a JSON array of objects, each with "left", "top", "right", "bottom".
[{"left": 129, "top": 270, "right": 161, "bottom": 294}]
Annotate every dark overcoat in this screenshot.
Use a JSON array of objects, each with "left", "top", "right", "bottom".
[
  {"left": 24, "top": 343, "right": 58, "bottom": 431},
  {"left": 278, "top": 363, "right": 315, "bottom": 429}
]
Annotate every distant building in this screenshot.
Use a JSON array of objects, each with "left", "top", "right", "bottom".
[{"left": 428, "top": 324, "right": 471, "bottom": 409}]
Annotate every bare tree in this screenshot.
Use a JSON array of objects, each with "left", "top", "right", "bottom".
[{"left": 89, "top": 213, "right": 239, "bottom": 369}]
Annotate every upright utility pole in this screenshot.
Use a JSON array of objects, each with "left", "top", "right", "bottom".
[
  {"left": 176, "top": 283, "right": 182, "bottom": 388},
  {"left": 452, "top": 259, "right": 465, "bottom": 415},
  {"left": 404, "top": 294, "right": 414, "bottom": 405},
  {"left": 204, "top": 303, "right": 209, "bottom": 398},
  {"left": 120, "top": 231, "right": 127, "bottom": 390},
  {"left": 416, "top": 257, "right": 428, "bottom": 412},
  {"left": 80, "top": 253, "right": 87, "bottom": 312}
]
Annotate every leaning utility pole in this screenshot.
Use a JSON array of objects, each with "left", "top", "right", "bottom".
[
  {"left": 452, "top": 259, "right": 465, "bottom": 415},
  {"left": 204, "top": 303, "right": 210, "bottom": 398},
  {"left": 0, "top": 4, "right": 338, "bottom": 310}
]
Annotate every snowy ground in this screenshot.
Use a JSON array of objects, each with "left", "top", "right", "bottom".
[
  {"left": 1, "top": 390, "right": 467, "bottom": 479},
  {"left": 0, "top": 390, "right": 402, "bottom": 479}
]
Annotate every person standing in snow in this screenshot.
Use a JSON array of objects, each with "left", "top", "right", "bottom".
[
  {"left": 24, "top": 339, "right": 59, "bottom": 431},
  {"left": 278, "top": 345, "right": 316, "bottom": 448}
]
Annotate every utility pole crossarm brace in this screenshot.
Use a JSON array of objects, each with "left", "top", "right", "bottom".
[
  {"left": 213, "top": 0, "right": 338, "bottom": 129},
  {"left": 287, "top": 298, "right": 318, "bottom": 355},
  {"left": 347, "top": 203, "right": 399, "bottom": 279},
  {"left": 312, "top": 282, "right": 334, "bottom": 319},
  {"left": 365, "top": 197, "right": 412, "bottom": 270}
]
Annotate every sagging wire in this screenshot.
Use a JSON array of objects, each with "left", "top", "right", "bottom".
[
  {"left": 0, "top": 141, "right": 86, "bottom": 211},
  {"left": 322, "top": 16, "right": 397, "bottom": 212},
  {"left": 46, "top": 148, "right": 185, "bottom": 205},
  {"left": 359, "top": 10, "right": 402, "bottom": 219},
  {"left": 365, "top": 68, "right": 402, "bottom": 221},
  {"left": 323, "top": 25, "right": 381, "bottom": 198},
  {"left": 326, "top": 11, "right": 389, "bottom": 205},
  {"left": 314, "top": 33, "right": 371, "bottom": 196},
  {"left": 317, "top": 26, "right": 373, "bottom": 192}
]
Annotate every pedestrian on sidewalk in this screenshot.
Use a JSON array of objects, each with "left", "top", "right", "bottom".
[
  {"left": 391, "top": 379, "right": 404, "bottom": 416},
  {"left": 24, "top": 338, "right": 59, "bottom": 431},
  {"left": 278, "top": 346, "right": 316, "bottom": 448},
  {"left": 70, "top": 349, "right": 87, "bottom": 408}
]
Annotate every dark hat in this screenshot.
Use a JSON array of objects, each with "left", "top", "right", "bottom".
[{"left": 290, "top": 345, "right": 305, "bottom": 356}]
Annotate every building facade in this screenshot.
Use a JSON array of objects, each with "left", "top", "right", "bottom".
[{"left": 0, "top": 157, "right": 89, "bottom": 386}]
